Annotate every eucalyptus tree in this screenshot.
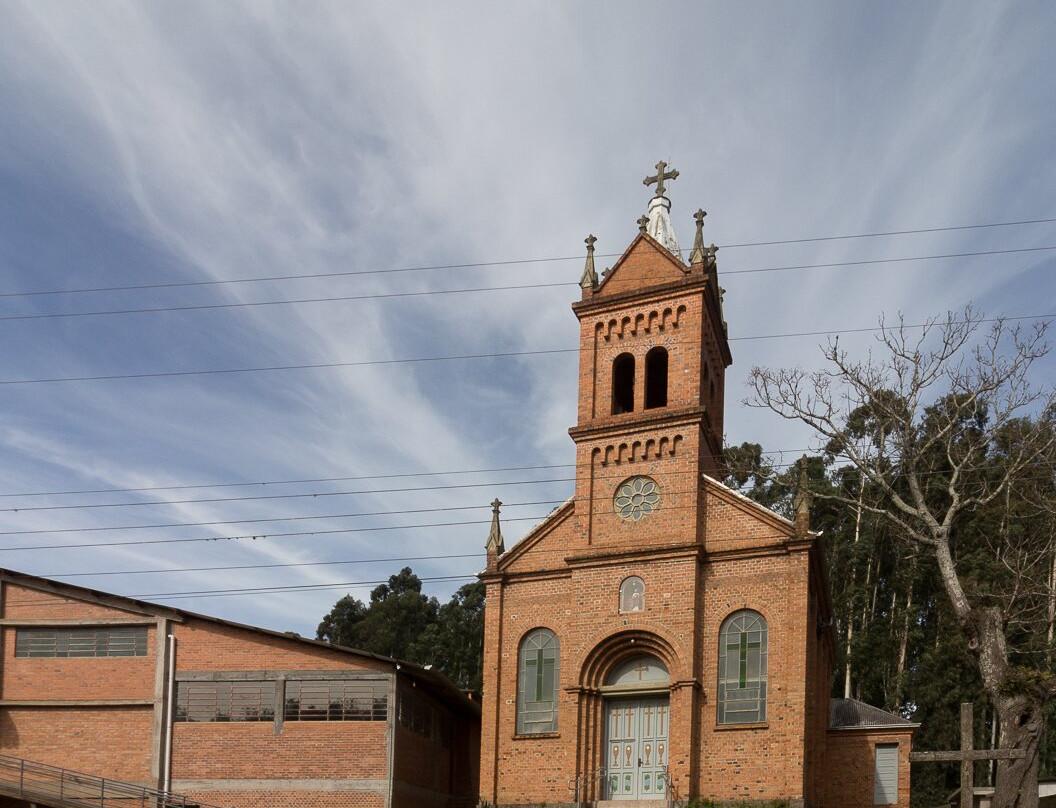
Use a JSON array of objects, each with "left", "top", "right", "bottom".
[{"left": 747, "top": 308, "right": 1056, "bottom": 808}]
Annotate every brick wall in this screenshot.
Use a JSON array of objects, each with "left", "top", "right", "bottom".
[{"left": 0, "top": 707, "right": 153, "bottom": 783}]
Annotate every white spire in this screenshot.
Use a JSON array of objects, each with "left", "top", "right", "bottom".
[
  {"left": 642, "top": 160, "right": 682, "bottom": 260},
  {"left": 646, "top": 195, "right": 681, "bottom": 258}
]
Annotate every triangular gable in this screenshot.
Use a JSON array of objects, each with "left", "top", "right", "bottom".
[
  {"left": 596, "top": 233, "right": 689, "bottom": 297},
  {"left": 701, "top": 475, "right": 807, "bottom": 554},
  {"left": 496, "top": 497, "right": 575, "bottom": 574}
]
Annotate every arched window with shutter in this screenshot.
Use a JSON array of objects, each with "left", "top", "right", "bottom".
[
  {"left": 517, "top": 628, "right": 559, "bottom": 734},
  {"left": 717, "top": 610, "right": 768, "bottom": 724}
]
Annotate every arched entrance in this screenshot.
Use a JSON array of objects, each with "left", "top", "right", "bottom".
[{"left": 601, "top": 654, "right": 670, "bottom": 800}]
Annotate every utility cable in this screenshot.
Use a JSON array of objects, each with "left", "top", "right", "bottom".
[
  {"left": 0, "top": 313, "right": 1051, "bottom": 387},
  {"left": 3, "top": 216, "right": 1054, "bottom": 300},
  {"left": 2, "top": 245, "right": 1053, "bottom": 324},
  {"left": 41, "top": 552, "right": 485, "bottom": 578}
]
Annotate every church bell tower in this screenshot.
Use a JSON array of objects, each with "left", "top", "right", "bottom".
[{"left": 569, "top": 162, "right": 732, "bottom": 550}]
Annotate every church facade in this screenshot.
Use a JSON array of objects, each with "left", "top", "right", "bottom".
[{"left": 479, "top": 167, "right": 915, "bottom": 808}]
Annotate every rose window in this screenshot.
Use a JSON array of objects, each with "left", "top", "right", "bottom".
[{"left": 614, "top": 476, "right": 661, "bottom": 521}]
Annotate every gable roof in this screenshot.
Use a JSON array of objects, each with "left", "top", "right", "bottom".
[
  {"left": 830, "top": 698, "right": 918, "bottom": 730},
  {"left": 0, "top": 567, "right": 479, "bottom": 716},
  {"left": 594, "top": 232, "right": 690, "bottom": 296}
]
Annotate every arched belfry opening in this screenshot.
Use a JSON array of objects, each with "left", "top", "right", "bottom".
[
  {"left": 612, "top": 353, "right": 635, "bottom": 414},
  {"left": 644, "top": 347, "right": 668, "bottom": 409}
]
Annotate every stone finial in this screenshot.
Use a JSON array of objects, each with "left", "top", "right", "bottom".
[
  {"left": 637, "top": 215, "right": 649, "bottom": 233},
  {"left": 485, "top": 498, "right": 505, "bottom": 565},
  {"left": 689, "top": 208, "right": 708, "bottom": 265},
  {"left": 580, "top": 234, "right": 599, "bottom": 291},
  {"left": 793, "top": 457, "right": 812, "bottom": 535},
  {"left": 705, "top": 242, "right": 719, "bottom": 271},
  {"left": 644, "top": 160, "right": 679, "bottom": 198}
]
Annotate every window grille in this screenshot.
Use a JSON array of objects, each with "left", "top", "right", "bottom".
[
  {"left": 284, "top": 680, "right": 388, "bottom": 722},
  {"left": 15, "top": 627, "right": 149, "bottom": 658},
  {"left": 175, "top": 681, "right": 276, "bottom": 722},
  {"left": 517, "top": 628, "right": 559, "bottom": 734},
  {"left": 717, "top": 610, "right": 768, "bottom": 724}
]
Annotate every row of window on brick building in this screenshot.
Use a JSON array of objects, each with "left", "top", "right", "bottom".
[
  {"left": 13, "top": 626, "right": 452, "bottom": 745},
  {"left": 516, "top": 608, "right": 768, "bottom": 734}
]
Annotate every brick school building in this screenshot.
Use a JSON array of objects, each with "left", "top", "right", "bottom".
[{"left": 0, "top": 567, "right": 480, "bottom": 808}]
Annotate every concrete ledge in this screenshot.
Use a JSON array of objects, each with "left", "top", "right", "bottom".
[
  {"left": 0, "top": 699, "right": 154, "bottom": 707},
  {"left": 171, "top": 778, "right": 387, "bottom": 793}
]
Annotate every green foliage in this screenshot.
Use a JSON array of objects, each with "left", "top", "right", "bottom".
[{"left": 316, "top": 567, "right": 485, "bottom": 690}]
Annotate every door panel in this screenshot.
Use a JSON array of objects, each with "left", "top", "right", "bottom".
[{"left": 604, "top": 697, "right": 669, "bottom": 800}]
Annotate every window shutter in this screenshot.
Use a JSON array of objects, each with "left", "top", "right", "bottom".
[{"left": 873, "top": 743, "right": 899, "bottom": 804}]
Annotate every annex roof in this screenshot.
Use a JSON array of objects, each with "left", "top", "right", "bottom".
[{"left": 829, "top": 697, "right": 919, "bottom": 730}]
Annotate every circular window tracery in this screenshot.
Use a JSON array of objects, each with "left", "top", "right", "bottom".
[{"left": 614, "top": 476, "right": 661, "bottom": 521}]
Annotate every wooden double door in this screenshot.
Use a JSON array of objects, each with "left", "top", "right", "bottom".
[{"left": 603, "top": 696, "right": 669, "bottom": 800}]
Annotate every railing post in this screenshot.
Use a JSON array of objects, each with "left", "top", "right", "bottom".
[{"left": 18, "top": 757, "right": 24, "bottom": 797}]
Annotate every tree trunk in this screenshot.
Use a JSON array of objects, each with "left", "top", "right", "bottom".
[
  {"left": 992, "top": 693, "right": 1043, "bottom": 808},
  {"left": 1047, "top": 542, "right": 1055, "bottom": 659},
  {"left": 844, "top": 479, "right": 865, "bottom": 699},
  {"left": 893, "top": 588, "right": 912, "bottom": 707},
  {"left": 935, "top": 542, "right": 1045, "bottom": 808}
]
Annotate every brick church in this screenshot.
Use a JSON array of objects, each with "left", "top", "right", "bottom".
[{"left": 479, "top": 165, "right": 916, "bottom": 808}]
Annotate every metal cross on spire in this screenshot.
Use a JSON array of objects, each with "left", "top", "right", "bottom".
[{"left": 644, "top": 160, "right": 679, "bottom": 198}]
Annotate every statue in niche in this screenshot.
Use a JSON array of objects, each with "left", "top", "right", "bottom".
[{"left": 620, "top": 576, "right": 645, "bottom": 613}]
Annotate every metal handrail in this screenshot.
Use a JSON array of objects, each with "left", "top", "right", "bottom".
[
  {"left": 0, "top": 753, "right": 231, "bottom": 808},
  {"left": 567, "top": 766, "right": 607, "bottom": 806}
]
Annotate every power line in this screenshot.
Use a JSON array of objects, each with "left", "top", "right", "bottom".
[
  {"left": 0, "top": 463, "right": 576, "bottom": 499},
  {"left": 2, "top": 245, "right": 1053, "bottom": 324},
  {"left": 42, "top": 552, "right": 484, "bottom": 578},
  {"left": 143, "top": 574, "right": 476, "bottom": 599},
  {"left": 0, "top": 500, "right": 566, "bottom": 537},
  {"left": 0, "top": 476, "right": 577, "bottom": 514},
  {"left": 1, "top": 313, "right": 1052, "bottom": 387},
  {"left": 6, "top": 456, "right": 1055, "bottom": 552},
  {"left": 4, "top": 216, "right": 1054, "bottom": 300},
  {"left": 0, "top": 515, "right": 542, "bottom": 552}
]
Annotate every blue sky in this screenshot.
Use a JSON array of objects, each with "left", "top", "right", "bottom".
[{"left": 0, "top": 2, "right": 1054, "bottom": 637}]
